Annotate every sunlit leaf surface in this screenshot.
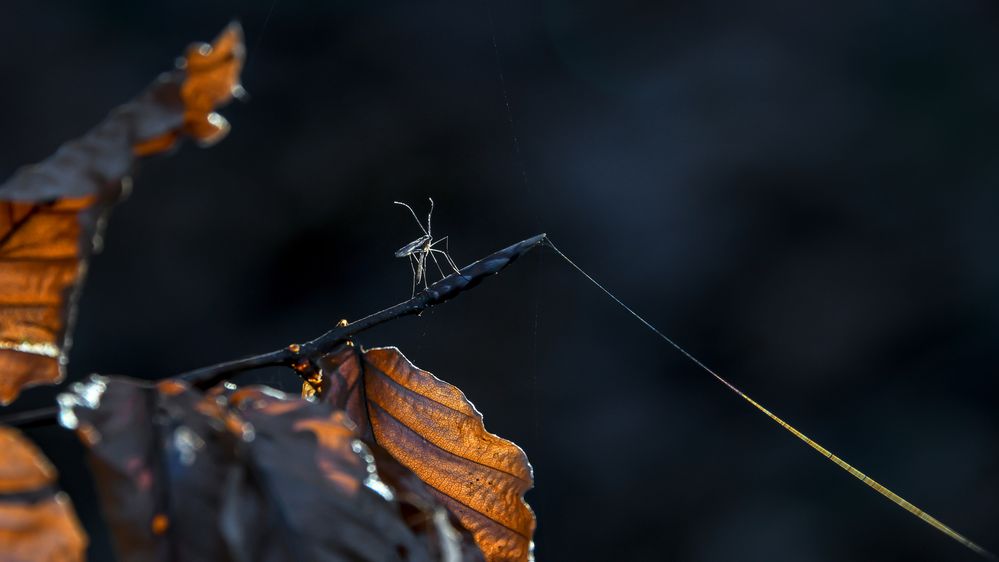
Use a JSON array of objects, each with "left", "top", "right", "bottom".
[
  {"left": 0, "top": 23, "right": 244, "bottom": 405},
  {"left": 61, "top": 375, "right": 482, "bottom": 562},
  {"left": 316, "top": 345, "right": 535, "bottom": 562},
  {"left": 0, "top": 426, "right": 86, "bottom": 562}
]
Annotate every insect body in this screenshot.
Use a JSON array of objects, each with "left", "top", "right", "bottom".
[
  {"left": 393, "top": 234, "right": 432, "bottom": 259},
  {"left": 394, "top": 198, "right": 460, "bottom": 295}
]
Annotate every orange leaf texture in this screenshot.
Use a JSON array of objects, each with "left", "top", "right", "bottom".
[
  {"left": 133, "top": 22, "right": 246, "bottom": 155},
  {"left": 316, "top": 345, "right": 536, "bottom": 562},
  {"left": 0, "top": 22, "right": 244, "bottom": 405},
  {"left": 59, "top": 375, "right": 484, "bottom": 561},
  {"left": 0, "top": 426, "right": 86, "bottom": 562}
]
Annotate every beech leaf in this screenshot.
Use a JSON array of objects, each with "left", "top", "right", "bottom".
[
  {"left": 222, "top": 386, "right": 483, "bottom": 562},
  {"left": 315, "top": 345, "right": 536, "bottom": 562},
  {"left": 58, "top": 376, "right": 235, "bottom": 562},
  {"left": 59, "top": 375, "right": 483, "bottom": 561},
  {"left": 0, "top": 426, "right": 87, "bottom": 562},
  {"left": 0, "top": 22, "right": 245, "bottom": 405}
]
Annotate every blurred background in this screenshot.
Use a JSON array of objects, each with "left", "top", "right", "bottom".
[{"left": 2, "top": 1, "right": 998, "bottom": 560}]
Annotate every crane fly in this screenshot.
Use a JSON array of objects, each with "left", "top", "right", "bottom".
[{"left": 394, "top": 198, "right": 460, "bottom": 296}]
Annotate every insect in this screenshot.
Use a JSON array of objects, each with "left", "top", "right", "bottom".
[{"left": 394, "top": 198, "right": 460, "bottom": 295}]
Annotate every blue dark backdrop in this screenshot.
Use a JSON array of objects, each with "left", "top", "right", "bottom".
[{"left": 2, "top": 1, "right": 998, "bottom": 560}]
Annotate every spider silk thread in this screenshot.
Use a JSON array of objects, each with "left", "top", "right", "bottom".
[{"left": 542, "top": 236, "right": 994, "bottom": 561}]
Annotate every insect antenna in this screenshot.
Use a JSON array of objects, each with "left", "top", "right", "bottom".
[
  {"left": 393, "top": 200, "right": 428, "bottom": 235},
  {"left": 426, "top": 197, "right": 434, "bottom": 236}
]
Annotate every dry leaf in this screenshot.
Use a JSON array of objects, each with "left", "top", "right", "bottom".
[
  {"left": 0, "top": 426, "right": 86, "bottom": 562},
  {"left": 223, "top": 386, "right": 483, "bottom": 562},
  {"left": 59, "top": 376, "right": 234, "bottom": 562},
  {"left": 133, "top": 22, "right": 245, "bottom": 155},
  {"left": 0, "top": 22, "right": 245, "bottom": 405},
  {"left": 60, "top": 375, "right": 483, "bottom": 561},
  {"left": 316, "top": 345, "right": 535, "bottom": 562}
]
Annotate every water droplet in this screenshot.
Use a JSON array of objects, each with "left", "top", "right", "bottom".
[
  {"left": 55, "top": 375, "right": 108, "bottom": 430},
  {"left": 207, "top": 112, "right": 227, "bottom": 129},
  {"left": 173, "top": 426, "right": 205, "bottom": 466},
  {"left": 350, "top": 439, "right": 395, "bottom": 501},
  {"left": 241, "top": 423, "right": 255, "bottom": 442},
  {"left": 364, "top": 476, "right": 395, "bottom": 502},
  {"left": 231, "top": 84, "right": 248, "bottom": 100},
  {"left": 56, "top": 394, "right": 78, "bottom": 430}
]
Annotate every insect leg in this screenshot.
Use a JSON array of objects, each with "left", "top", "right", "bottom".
[
  {"left": 430, "top": 237, "right": 459, "bottom": 271},
  {"left": 429, "top": 248, "right": 460, "bottom": 273},
  {"left": 407, "top": 254, "right": 417, "bottom": 297},
  {"left": 428, "top": 248, "right": 447, "bottom": 278},
  {"left": 421, "top": 252, "right": 430, "bottom": 289},
  {"left": 415, "top": 251, "right": 428, "bottom": 290}
]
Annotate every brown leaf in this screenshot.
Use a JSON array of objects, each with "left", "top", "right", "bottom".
[
  {"left": 223, "top": 386, "right": 484, "bottom": 562},
  {"left": 60, "top": 375, "right": 483, "bottom": 561},
  {"left": 0, "top": 426, "right": 87, "bottom": 562},
  {"left": 60, "top": 376, "right": 235, "bottom": 562},
  {"left": 134, "top": 22, "right": 245, "bottom": 155},
  {"left": 315, "top": 345, "right": 536, "bottom": 562},
  {"left": 0, "top": 22, "right": 245, "bottom": 405}
]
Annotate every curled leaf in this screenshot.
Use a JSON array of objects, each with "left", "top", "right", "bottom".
[
  {"left": 316, "top": 346, "right": 536, "bottom": 562},
  {"left": 0, "top": 426, "right": 87, "bottom": 562},
  {"left": 61, "top": 376, "right": 483, "bottom": 561},
  {"left": 134, "top": 22, "right": 245, "bottom": 155},
  {"left": 0, "top": 22, "right": 245, "bottom": 405},
  {"left": 60, "top": 376, "right": 234, "bottom": 562},
  {"left": 0, "top": 194, "right": 105, "bottom": 405},
  {"left": 224, "top": 386, "right": 483, "bottom": 562}
]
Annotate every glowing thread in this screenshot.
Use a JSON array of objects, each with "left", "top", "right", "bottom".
[{"left": 543, "top": 236, "right": 994, "bottom": 560}]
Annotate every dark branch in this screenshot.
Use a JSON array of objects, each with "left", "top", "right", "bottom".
[
  {"left": 178, "top": 233, "right": 546, "bottom": 389},
  {"left": 0, "top": 406, "right": 59, "bottom": 430},
  {"left": 1, "top": 233, "right": 546, "bottom": 429}
]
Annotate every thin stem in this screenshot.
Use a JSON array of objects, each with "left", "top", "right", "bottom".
[
  {"left": 0, "top": 233, "right": 549, "bottom": 430},
  {"left": 177, "top": 349, "right": 290, "bottom": 389},
  {"left": 178, "top": 233, "right": 546, "bottom": 389},
  {"left": 0, "top": 406, "right": 59, "bottom": 429}
]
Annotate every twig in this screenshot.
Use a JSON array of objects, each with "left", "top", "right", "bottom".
[
  {"left": 0, "top": 406, "right": 59, "bottom": 430},
  {"left": 0, "top": 234, "right": 547, "bottom": 428}
]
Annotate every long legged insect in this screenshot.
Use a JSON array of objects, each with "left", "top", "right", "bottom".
[{"left": 394, "top": 198, "right": 460, "bottom": 295}]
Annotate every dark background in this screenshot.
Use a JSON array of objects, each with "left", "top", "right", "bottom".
[{"left": 2, "top": 1, "right": 998, "bottom": 560}]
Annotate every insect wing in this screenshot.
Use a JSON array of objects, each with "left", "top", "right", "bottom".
[{"left": 395, "top": 235, "right": 431, "bottom": 257}]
